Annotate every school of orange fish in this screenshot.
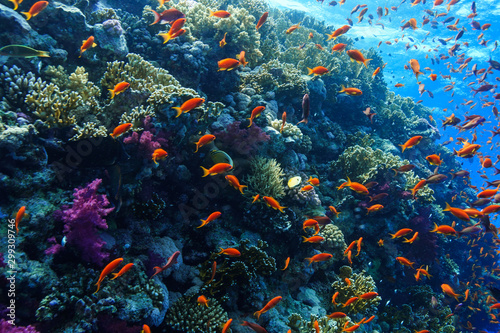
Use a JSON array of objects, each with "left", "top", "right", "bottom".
[{"left": 8, "top": 0, "right": 500, "bottom": 331}]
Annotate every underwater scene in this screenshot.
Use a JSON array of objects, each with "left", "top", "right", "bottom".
[{"left": 1, "top": 0, "right": 500, "bottom": 332}]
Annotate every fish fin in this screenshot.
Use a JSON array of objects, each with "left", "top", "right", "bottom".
[
  {"left": 38, "top": 51, "right": 50, "bottom": 58},
  {"left": 21, "top": 12, "right": 32, "bottom": 20},
  {"left": 159, "top": 33, "right": 172, "bottom": 44},
  {"left": 148, "top": 9, "right": 160, "bottom": 25},
  {"left": 444, "top": 202, "right": 451, "bottom": 211},
  {"left": 172, "top": 106, "right": 183, "bottom": 118},
  {"left": 307, "top": 67, "right": 314, "bottom": 75},
  {"left": 8, "top": 0, "right": 18, "bottom": 10},
  {"left": 200, "top": 166, "right": 210, "bottom": 177},
  {"left": 247, "top": 118, "right": 252, "bottom": 127},
  {"left": 239, "top": 185, "right": 247, "bottom": 194},
  {"left": 108, "top": 89, "right": 115, "bottom": 99},
  {"left": 209, "top": 9, "right": 214, "bottom": 16},
  {"left": 92, "top": 43, "right": 97, "bottom": 48},
  {"left": 197, "top": 219, "right": 206, "bottom": 228},
  {"left": 364, "top": 59, "right": 372, "bottom": 67},
  {"left": 399, "top": 144, "right": 406, "bottom": 152},
  {"left": 110, "top": 273, "right": 119, "bottom": 280}
]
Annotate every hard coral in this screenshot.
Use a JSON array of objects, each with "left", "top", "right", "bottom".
[{"left": 53, "top": 179, "right": 114, "bottom": 266}]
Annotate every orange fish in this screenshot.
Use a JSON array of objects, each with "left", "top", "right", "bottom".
[
  {"left": 280, "top": 112, "right": 286, "bottom": 133},
  {"left": 307, "top": 66, "right": 329, "bottom": 76},
  {"left": 372, "top": 67, "right": 381, "bottom": 78},
  {"left": 152, "top": 148, "right": 168, "bottom": 165},
  {"left": 300, "top": 185, "right": 314, "bottom": 192},
  {"left": 262, "top": 196, "right": 287, "bottom": 213},
  {"left": 409, "top": 59, "right": 424, "bottom": 81},
  {"left": 110, "top": 123, "right": 132, "bottom": 139},
  {"left": 286, "top": 23, "right": 301, "bottom": 34},
  {"left": 430, "top": 223, "right": 457, "bottom": 235},
  {"left": 172, "top": 97, "right": 205, "bottom": 118},
  {"left": 22, "top": 1, "right": 48, "bottom": 20},
  {"left": 256, "top": 12, "right": 269, "bottom": 30},
  {"left": 403, "top": 232, "right": 419, "bottom": 243},
  {"left": 359, "top": 292, "right": 378, "bottom": 300},
  {"left": 217, "top": 247, "right": 241, "bottom": 257},
  {"left": 426, "top": 154, "right": 442, "bottom": 166},
  {"left": 209, "top": 10, "right": 231, "bottom": 18},
  {"left": 477, "top": 186, "right": 499, "bottom": 198},
  {"left": 305, "top": 253, "right": 333, "bottom": 265},
  {"left": 429, "top": 73, "right": 437, "bottom": 81},
  {"left": 329, "top": 206, "right": 341, "bottom": 218},
  {"left": 441, "top": 284, "right": 460, "bottom": 301},
  {"left": 343, "top": 296, "right": 359, "bottom": 307},
  {"left": 219, "top": 32, "right": 228, "bottom": 48},
  {"left": 308, "top": 177, "right": 320, "bottom": 186},
  {"left": 338, "top": 85, "right": 362, "bottom": 96},
  {"left": 141, "top": 324, "right": 151, "bottom": 333},
  {"left": 302, "top": 235, "right": 324, "bottom": 243},
  {"left": 394, "top": 83, "right": 405, "bottom": 87},
  {"left": 248, "top": 106, "right": 265, "bottom": 127},
  {"left": 396, "top": 256, "right": 415, "bottom": 268},
  {"left": 327, "top": 312, "right": 347, "bottom": 319},
  {"left": 237, "top": 51, "right": 249, "bottom": 67},
  {"left": 378, "top": 239, "right": 384, "bottom": 246},
  {"left": 110, "top": 263, "right": 134, "bottom": 280},
  {"left": 443, "top": 202, "right": 470, "bottom": 221},
  {"left": 94, "top": 258, "right": 123, "bottom": 293},
  {"left": 15, "top": 206, "right": 26, "bottom": 234},
  {"left": 79, "top": 36, "right": 97, "bottom": 58},
  {"left": 332, "top": 43, "right": 347, "bottom": 53},
  {"left": 366, "top": 204, "right": 384, "bottom": 214},
  {"left": 158, "top": 18, "right": 186, "bottom": 43},
  {"left": 197, "top": 295, "right": 209, "bottom": 307},
  {"left": 303, "top": 219, "right": 320, "bottom": 234},
  {"left": 412, "top": 179, "right": 427, "bottom": 197},
  {"left": 109, "top": 82, "right": 130, "bottom": 99},
  {"left": 201, "top": 163, "right": 233, "bottom": 177},
  {"left": 252, "top": 194, "right": 260, "bottom": 204},
  {"left": 346, "top": 49, "right": 371, "bottom": 67},
  {"left": 194, "top": 134, "right": 216, "bottom": 153},
  {"left": 326, "top": 25, "right": 350, "bottom": 40},
  {"left": 218, "top": 58, "right": 240, "bottom": 71},
  {"left": 331, "top": 292, "right": 340, "bottom": 305},
  {"left": 344, "top": 176, "right": 369, "bottom": 195},
  {"left": 222, "top": 319, "right": 233, "bottom": 333},
  {"left": 356, "top": 237, "right": 362, "bottom": 256},
  {"left": 8, "top": 0, "right": 21, "bottom": 10},
  {"left": 225, "top": 175, "right": 247, "bottom": 194},
  {"left": 282, "top": 257, "right": 290, "bottom": 270},
  {"left": 198, "top": 211, "right": 222, "bottom": 228},
  {"left": 390, "top": 228, "right": 413, "bottom": 239},
  {"left": 254, "top": 296, "right": 282, "bottom": 320},
  {"left": 400, "top": 136, "right": 423, "bottom": 152}
]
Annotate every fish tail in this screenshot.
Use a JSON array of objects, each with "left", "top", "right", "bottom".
[
  {"left": 148, "top": 9, "right": 160, "bottom": 25},
  {"left": 253, "top": 311, "right": 261, "bottom": 320},
  {"left": 172, "top": 107, "right": 183, "bottom": 118},
  {"left": 239, "top": 185, "right": 247, "bottom": 194},
  {"left": 307, "top": 67, "right": 314, "bottom": 75},
  {"left": 363, "top": 59, "right": 372, "bottom": 68},
  {"left": 302, "top": 236, "right": 308, "bottom": 242},
  {"left": 38, "top": 51, "right": 50, "bottom": 58},
  {"left": 278, "top": 206, "right": 287, "bottom": 213},
  {"left": 326, "top": 33, "right": 333, "bottom": 41},
  {"left": 392, "top": 169, "right": 398, "bottom": 176},
  {"left": 22, "top": 12, "right": 32, "bottom": 20},
  {"left": 399, "top": 144, "right": 406, "bottom": 152},
  {"left": 247, "top": 117, "right": 253, "bottom": 127},
  {"left": 200, "top": 166, "right": 210, "bottom": 177},
  {"left": 338, "top": 85, "right": 346, "bottom": 93},
  {"left": 159, "top": 33, "right": 172, "bottom": 44},
  {"left": 150, "top": 267, "right": 161, "bottom": 278},
  {"left": 110, "top": 273, "right": 119, "bottom": 280},
  {"left": 8, "top": 0, "right": 18, "bottom": 10},
  {"left": 108, "top": 89, "right": 115, "bottom": 99},
  {"left": 197, "top": 219, "right": 206, "bottom": 228},
  {"left": 209, "top": 9, "right": 214, "bottom": 16},
  {"left": 194, "top": 144, "right": 199, "bottom": 153},
  {"left": 444, "top": 202, "right": 451, "bottom": 211}
]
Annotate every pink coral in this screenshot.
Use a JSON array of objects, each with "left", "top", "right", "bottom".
[{"left": 214, "top": 121, "right": 270, "bottom": 156}]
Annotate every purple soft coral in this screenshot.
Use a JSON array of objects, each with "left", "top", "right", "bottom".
[
  {"left": 0, "top": 319, "right": 39, "bottom": 333},
  {"left": 214, "top": 121, "right": 270, "bottom": 156},
  {"left": 53, "top": 179, "right": 114, "bottom": 266}
]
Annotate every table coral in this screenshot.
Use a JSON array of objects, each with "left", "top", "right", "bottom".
[
  {"left": 245, "top": 156, "right": 286, "bottom": 198},
  {"left": 331, "top": 266, "right": 381, "bottom": 315}
]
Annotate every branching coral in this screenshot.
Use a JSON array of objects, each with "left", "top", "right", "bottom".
[
  {"left": 287, "top": 313, "right": 348, "bottom": 333},
  {"left": 245, "top": 156, "right": 286, "bottom": 198},
  {"left": 0, "top": 64, "right": 40, "bottom": 113},
  {"left": 331, "top": 266, "right": 381, "bottom": 315}
]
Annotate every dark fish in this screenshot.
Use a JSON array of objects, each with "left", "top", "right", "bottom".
[
  {"left": 364, "top": 181, "right": 378, "bottom": 189},
  {"left": 298, "top": 94, "right": 309, "bottom": 125},
  {"left": 0, "top": 45, "right": 50, "bottom": 58},
  {"left": 427, "top": 90, "right": 434, "bottom": 98},
  {"left": 471, "top": 1, "right": 476, "bottom": 14},
  {"left": 438, "top": 38, "right": 447, "bottom": 45},
  {"left": 443, "top": 17, "right": 455, "bottom": 24},
  {"left": 346, "top": 18, "right": 353, "bottom": 26},
  {"left": 408, "top": 37, "right": 415, "bottom": 42},
  {"left": 362, "top": 107, "right": 377, "bottom": 123},
  {"left": 488, "top": 59, "right": 500, "bottom": 70},
  {"left": 418, "top": 83, "right": 426, "bottom": 95},
  {"left": 426, "top": 174, "right": 447, "bottom": 183},
  {"left": 369, "top": 193, "right": 388, "bottom": 202},
  {"left": 471, "top": 21, "right": 481, "bottom": 30},
  {"left": 455, "top": 29, "right": 464, "bottom": 42},
  {"left": 329, "top": 1, "right": 337, "bottom": 5},
  {"left": 486, "top": 180, "right": 500, "bottom": 187},
  {"left": 377, "top": 6, "right": 383, "bottom": 19},
  {"left": 350, "top": 4, "right": 360, "bottom": 15},
  {"left": 450, "top": 170, "right": 469, "bottom": 179},
  {"left": 393, "top": 164, "right": 415, "bottom": 175}
]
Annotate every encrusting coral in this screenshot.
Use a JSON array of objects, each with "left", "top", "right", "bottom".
[{"left": 320, "top": 224, "right": 347, "bottom": 261}]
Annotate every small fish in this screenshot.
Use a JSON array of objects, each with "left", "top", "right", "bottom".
[
  {"left": 110, "top": 263, "right": 134, "bottom": 280},
  {"left": 441, "top": 284, "right": 461, "bottom": 301},
  {"left": 305, "top": 253, "right": 333, "bottom": 265},
  {"left": 256, "top": 12, "right": 269, "bottom": 30},
  {"left": 22, "top": 1, "right": 49, "bottom": 20},
  {"left": 307, "top": 66, "right": 329, "bottom": 76},
  {"left": 217, "top": 247, "right": 241, "bottom": 257},
  {"left": 346, "top": 49, "right": 371, "bottom": 67},
  {"left": 302, "top": 235, "right": 324, "bottom": 243},
  {"left": 218, "top": 58, "right": 240, "bottom": 71},
  {"left": 209, "top": 10, "right": 231, "bottom": 18},
  {"left": 338, "top": 85, "right": 362, "bottom": 96},
  {"left": 241, "top": 321, "right": 268, "bottom": 333},
  {"left": 152, "top": 149, "right": 168, "bottom": 165},
  {"left": 142, "top": 324, "right": 151, "bottom": 333},
  {"left": 172, "top": 97, "right": 205, "bottom": 118},
  {"left": 158, "top": 18, "right": 186, "bottom": 43},
  {"left": 225, "top": 175, "right": 247, "bottom": 194},
  {"left": 198, "top": 211, "right": 222, "bottom": 228},
  {"left": 194, "top": 134, "right": 216, "bottom": 153},
  {"left": 109, "top": 82, "right": 130, "bottom": 99},
  {"left": 0, "top": 45, "right": 49, "bottom": 58},
  {"left": 15, "top": 206, "right": 26, "bottom": 234},
  {"left": 262, "top": 196, "right": 287, "bottom": 213},
  {"left": 222, "top": 319, "right": 233, "bottom": 333},
  {"left": 366, "top": 204, "right": 384, "bottom": 214},
  {"left": 79, "top": 36, "right": 97, "bottom": 58},
  {"left": 151, "top": 251, "right": 181, "bottom": 278},
  {"left": 280, "top": 112, "right": 286, "bottom": 133},
  {"left": 281, "top": 257, "right": 290, "bottom": 270},
  {"left": 110, "top": 123, "right": 132, "bottom": 139},
  {"left": 197, "top": 295, "right": 209, "bottom": 307},
  {"left": 286, "top": 23, "right": 301, "bottom": 34},
  {"left": 396, "top": 256, "right": 415, "bottom": 268},
  {"left": 94, "top": 258, "right": 124, "bottom": 293},
  {"left": 147, "top": 8, "right": 185, "bottom": 25},
  {"left": 219, "top": 32, "right": 228, "bottom": 48},
  {"left": 248, "top": 106, "right": 265, "bottom": 127},
  {"left": 300, "top": 185, "right": 313, "bottom": 192},
  {"left": 399, "top": 136, "right": 423, "bottom": 152},
  {"left": 254, "top": 296, "right": 282, "bottom": 320},
  {"left": 298, "top": 94, "right": 310, "bottom": 124},
  {"left": 200, "top": 163, "right": 233, "bottom": 177},
  {"left": 390, "top": 228, "right": 413, "bottom": 239},
  {"left": 237, "top": 51, "right": 248, "bottom": 67}
]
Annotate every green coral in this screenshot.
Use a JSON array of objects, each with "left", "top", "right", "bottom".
[
  {"left": 287, "top": 313, "right": 348, "bottom": 333},
  {"left": 321, "top": 224, "right": 347, "bottom": 262},
  {"left": 199, "top": 239, "right": 276, "bottom": 299},
  {"left": 246, "top": 156, "right": 286, "bottom": 198},
  {"left": 164, "top": 295, "right": 229, "bottom": 333},
  {"left": 331, "top": 266, "right": 381, "bottom": 315}
]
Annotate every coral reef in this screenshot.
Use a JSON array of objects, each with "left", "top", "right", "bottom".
[
  {"left": 320, "top": 224, "right": 347, "bottom": 261},
  {"left": 213, "top": 121, "right": 270, "bottom": 156},
  {"left": 245, "top": 156, "right": 286, "bottom": 198}
]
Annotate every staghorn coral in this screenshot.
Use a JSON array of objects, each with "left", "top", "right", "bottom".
[
  {"left": 199, "top": 239, "right": 276, "bottom": 299},
  {"left": 70, "top": 122, "right": 109, "bottom": 141},
  {"left": 120, "top": 105, "right": 156, "bottom": 129},
  {"left": 321, "top": 224, "right": 347, "bottom": 262},
  {"left": 287, "top": 313, "right": 348, "bottom": 333},
  {"left": 331, "top": 266, "right": 381, "bottom": 315},
  {"left": 246, "top": 156, "right": 286, "bottom": 198},
  {"left": 164, "top": 295, "right": 228, "bottom": 333}
]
